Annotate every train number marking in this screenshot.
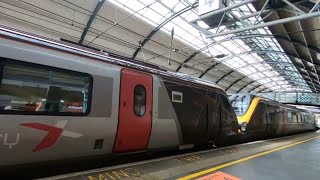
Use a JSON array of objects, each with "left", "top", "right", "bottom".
[{"left": 0, "top": 133, "right": 20, "bottom": 149}]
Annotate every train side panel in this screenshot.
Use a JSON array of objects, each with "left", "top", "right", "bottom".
[
  {"left": 245, "top": 100, "right": 268, "bottom": 138},
  {"left": 157, "top": 77, "right": 212, "bottom": 146},
  {"left": 147, "top": 75, "right": 181, "bottom": 150},
  {"left": 0, "top": 30, "right": 240, "bottom": 168},
  {"left": 156, "top": 77, "right": 238, "bottom": 147},
  {"left": 217, "top": 93, "right": 239, "bottom": 145},
  {"left": 0, "top": 37, "right": 121, "bottom": 166},
  {"left": 263, "top": 102, "right": 316, "bottom": 137}
]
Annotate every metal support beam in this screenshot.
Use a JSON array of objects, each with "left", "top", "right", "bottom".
[
  {"left": 255, "top": 8, "right": 277, "bottom": 24},
  {"left": 254, "top": 0, "right": 270, "bottom": 24},
  {"left": 279, "top": 17, "right": 317, "bottom": 92},
  {"left": 309, "top": 1, "right": 320, "bottom": 13},
  {"left": 257, "top": 87, "right": 268, "bottom": 93},
  {"left": 200, "top": 63, "right": 285, "bottom": 82},
  {"left": 227, "top": 71, "right": 315, "bottom": 93},
  {"left": 215, "top": 12, "right": 227, "bottom": 33},
  {"left": 198, "top": 62, "right": 221, "bottom": 78},
  {"left": 282, "top": 0, "right": 306, "bottom": 14},
  {"left": 296, "top": 15, "right": 320, "bottom": 85},
  {"left": 176, "top": 51, "right": 201, "bottom": 72},
  {"left": 216, "top": 70, "right": 234, "bottom": 84},
  {"left": 197, "top": 49, "right": 320, "bottom": 80},
  {"left": 300, "top": 77, "right": 320, "bottom": 91},
  {"left": 176, "top": 32, "right": 320, "bottom": 73},
  {"left": 266, "top": 78, "right": 314, "bottom": 87},
  {"left": 190, "top": 0, "right": 257, "bottom": 23},
  {"left": 79, "top": 0, "right": 106, "bottom": 44},
  {"left": 221, "top": 50, "right": 319, "bottom": 69},
  {"left": 132, "top": 2, "right": 197, "bottom": 59},
  {"left": 225, "top": 78, "right": 243, "bottom": 91},
  {"left": 281, "top": 7, "right": 305, "bottom": 15},
  {"left": 270, "top": 85, "right": 311, "bottom": 91},
  {"left": 176, "top": 43, "right": 218, "bottom": 72},
  {"left": 191, "top": 52, "right": 319, "bottom": 93},
  {"left": 244, "top": 50, "right": 320, "bottom": 66},
  {"left": 237, "top": 81, "right": 255, "bottom": 93},
  {"left": 231, "top": 34, "right": 320, "bottom": 54},
  {"left": 246, "top": 68, "right": 303, "bottom": 76},
  {"left": 236, "top": 77, "right": 312, "bottom": 93},
  {"left": 249, "top": 84, "right": 263, "bottom": 93},
  {"left": 204, "top": 9, "right": 273, "bottom": 31},
  {"left": 207, "top": 11, "right": 320, "bottom": 38},
  {"left": 239, "top": 9, "right": 273, "bottom": 21},
  {"left": 256, "top": 75, "right": 304, "bottom": 83}
]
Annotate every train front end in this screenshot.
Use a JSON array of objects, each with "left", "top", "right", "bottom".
[{"left": 229, "top": 94, "right": 260, "bottom": 133}]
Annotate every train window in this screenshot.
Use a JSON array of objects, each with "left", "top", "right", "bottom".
[
  {"left": 0, "top": 59, "right": 92, "bottom": 116},
  {"left": 297, "top": 114, "right": 302, "bottom": 123},
  {"left": 292, "top": 113, "right": 298, "bottom": 123},
  {"left": 301, "top": 114, "right": 306, "bottom": 123},
  {"left": 303, "top": 114, "right": 307, "bottom": 123},
  {"left": 287, "top": 111, "right": 292, "bottom": 123},
  {"left": 172, "top": 91, "right": 183, "bottom": 103},
  {"left": 134, "top": 85, "right": 146, "bottom": 117},
  {"left": 230, "top": 94, "right": 251, "bottom": 116},
  {"left": 305, "top": 115, "right": 311, "bottom": 123}
]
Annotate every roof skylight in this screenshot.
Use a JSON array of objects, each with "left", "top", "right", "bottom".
[{"left": 109, "top": 0, "right": 310, "bottom": 92}]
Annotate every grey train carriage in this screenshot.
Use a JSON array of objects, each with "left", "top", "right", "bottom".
[{"left": 0, "top": 25, "right": 239, "bottom": 169}]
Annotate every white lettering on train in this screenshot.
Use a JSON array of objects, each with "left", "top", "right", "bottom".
[{"left": 0, "top": 133, "right": 20, "bottom": 149}]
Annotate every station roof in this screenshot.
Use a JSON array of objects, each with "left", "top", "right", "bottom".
[{"left": 0, "top": 0, "right": 319, "bottom": 94}]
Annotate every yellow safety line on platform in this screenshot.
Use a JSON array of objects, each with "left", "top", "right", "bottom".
[{"left": 177, "top": 135, "right": 320, "bottom": 180}]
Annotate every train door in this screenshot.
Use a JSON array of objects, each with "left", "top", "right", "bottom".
[
  {"left": 205, "top": 103, "right": 210, "bottom": 140},
  {"left": 208, "top": 102, "right": 220, "bottom": 142},
  {"left": 114, "top": 69, "right": 153, "bottom": 153},
  {"left": 203, "top": 103, "right": 210, "bottom": 142},
  {"left": 265, "top": 105, "right": 273, "bottom": 136},
  {"left": 281, "top": 109, "right": 288, "bottom": 135}
]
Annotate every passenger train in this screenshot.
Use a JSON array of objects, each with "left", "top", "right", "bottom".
[
  {"left": 0, "top": 25, "right": 317, "bottom": 170},
  {"left": 0, "top": 25, "right": 239, "bottom": 169},
  {"left": 230, "top": 93, "right": 318, "bottom": 141}
]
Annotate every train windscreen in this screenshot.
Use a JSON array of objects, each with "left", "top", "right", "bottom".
[{"left": 229, "top": 94, "right": 252, "bottom": 116}]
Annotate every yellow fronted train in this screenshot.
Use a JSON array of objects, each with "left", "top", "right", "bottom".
[{"left": 229, "top": 93, "right": 318, "bottom": 141}]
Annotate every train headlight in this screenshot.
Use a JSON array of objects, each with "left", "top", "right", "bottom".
[{"left": 240, "top": 122, "right": 247, "bottom": 132}]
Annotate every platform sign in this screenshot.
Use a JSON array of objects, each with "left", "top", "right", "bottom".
[{"left": 199, "top": 0, "right": 220, "bottom": 15}]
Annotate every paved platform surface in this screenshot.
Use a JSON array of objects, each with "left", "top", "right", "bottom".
[
  {"left": 174, "top": 134, "right": 320, "bottom": 180},
  {"left": 43, "top": 131, "right": 320, "bottom": 180},
  {"left": 203, "top": 138, "right": 320, "bottom": 180}
]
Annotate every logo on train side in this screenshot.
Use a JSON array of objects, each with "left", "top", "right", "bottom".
[
  {"left": 20, "top": 120, "right": 83, "bottom": 152},
  {"left": 0, "top": 133, "right": 20, "bottom": 149}
]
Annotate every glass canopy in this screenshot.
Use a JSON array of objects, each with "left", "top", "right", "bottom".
[
  {"left": 257, "top": 92, "right": 320, "bottom": 106},
  {"left": 108, "top": 0, "right": 310, "bottom": 92}
]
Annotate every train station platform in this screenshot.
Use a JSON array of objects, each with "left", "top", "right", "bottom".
[{"left": 44, "top": 131, "right": 320, "bottom": 180}]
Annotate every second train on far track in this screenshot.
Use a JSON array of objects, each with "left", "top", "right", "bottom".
[{"left": 230, "top": 93, "right": 317, "bottom": 141}]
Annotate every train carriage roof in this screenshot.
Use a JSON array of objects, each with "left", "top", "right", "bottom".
[{"left": 0, "top": 25, "right": 225, "bottom": 92}]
